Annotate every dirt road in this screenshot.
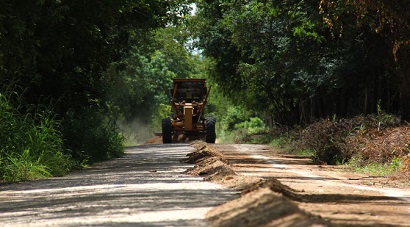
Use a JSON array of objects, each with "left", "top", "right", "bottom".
[
  {"left": 202, "top": 144, "right": 410, "bottom": 226},
  {"left": 2, "top": 143, "right": 410, "bottom": 226},
  {"left": 0, "top": 144, "right": 238, "bottom": 226}
]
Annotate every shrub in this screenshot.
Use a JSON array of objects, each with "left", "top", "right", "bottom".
[
  {"left": 0, "top": 94, "right": 73, "bottom": 182},
  {"left": 234, "top": 117, "right": 266, "bottom": 134},
  {"left": 62, "top": 107, "right": 124, "bottom": 164},
  {"left": 298, "top": 118, "right": 354, "bottom": 164},
  {"left": 298, "top": 114, "right": 406, "bottom": 165},
  {"left": 220, "top": 106, "right": 250, "bottom": 131},
  {"left": 345, "top": 126, "right": 410, "bottom": 166}
]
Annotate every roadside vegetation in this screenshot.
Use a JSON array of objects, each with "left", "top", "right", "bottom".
[
  {"left": 192, "top": 1, "right": 410, "bottom": 180},
  {"left": 208, "top": 84, "right": 410, "bottom": 178},
  {"left": 2, "top": 0, "right": 409, "bottom": 183},
  {"left": 216, "top": 111, "right": 410, "bottom": 180},
  {"left": 0, "top": 1, "right": 194, "bottom": 183},
  {"left": 0, "top": 93, "right": 73, "bottom": 182}
]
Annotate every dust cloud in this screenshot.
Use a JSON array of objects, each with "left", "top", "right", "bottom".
[{"left": 118, "top": 118, "right": 157, "bottom": 146}]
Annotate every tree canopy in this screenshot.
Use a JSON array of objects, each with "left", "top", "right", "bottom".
[
  {"left": 2, "top": 0, "right": 410, "bottom": 181},
  {"left": 0, "top": 0, "right": 191, "bottom": 111},
  {"left": 0, "top": 0, "right": 194, "bottom": 169},
  {"left": 191, "top": 0, "right": 410, "bottom": 126}
]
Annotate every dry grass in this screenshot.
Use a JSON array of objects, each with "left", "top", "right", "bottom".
[{"left": 296, "top": 114, "right": 410, "bottom": 177}]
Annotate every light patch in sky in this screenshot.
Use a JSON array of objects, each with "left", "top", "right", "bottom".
[{"left": 190, "top": 3, "right": 197, "bottom": 16}]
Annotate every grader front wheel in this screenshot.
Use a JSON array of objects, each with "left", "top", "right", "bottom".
[
  {"left": 205, "top": 116, "right": 216, "bottom": 143},
  {"left": 162, "top": 118, "right": 172, "bottom": 143}
]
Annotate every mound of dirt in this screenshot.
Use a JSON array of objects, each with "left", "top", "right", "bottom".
[
  {"left": 184, "top": 144, "right": 222, "bottom": 164},
  {"left": 185, "top": 143, "right": 234, "bottom": 177},
  {"left": 184, "top": 144, "right": 329, "bottom": 226},
  {"left": 185, "top": 143, "right": 298, "bottom": 196},
  {"left": 187, "top": 157, "right": 236, "bottom": 177},
  {"left": 206, "top": 187, "right": 327, "bottom": 227},
  {"left": 241, "top": 177, "right": 300, "bottom": 200},
  {"left": 143, "top": 136, "right": 163, "bottom": 144}
]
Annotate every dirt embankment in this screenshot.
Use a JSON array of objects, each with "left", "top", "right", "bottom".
[{"left": 184, "top": 143, "right": 329, "bottom": 227}]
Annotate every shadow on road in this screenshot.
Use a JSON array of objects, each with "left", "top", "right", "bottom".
[{"left": 0, "top": 144, "right": 239, "bottom": 226}]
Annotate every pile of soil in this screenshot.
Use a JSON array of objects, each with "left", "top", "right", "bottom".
[
  {"left": 207, "top": 188, "right": 327, "bottom": 227},
  {"left": 184, "top": 143, "right": 329, "bottom": 226},
  {"left": 144, "top": 136, "right": 163, "bottom": 144}
]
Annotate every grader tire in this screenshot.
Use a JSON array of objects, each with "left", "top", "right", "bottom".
[
  {"left": 205, "top": 117, "right": 216, "bottom": 143},
  {"left": 162, "top": 118, "right": 172, "bottom": 143}
]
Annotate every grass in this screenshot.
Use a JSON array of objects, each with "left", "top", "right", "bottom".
[
  {"left": 348, "top": 156, "right": 403, "bottom": 177},
  {"left": 0, "top": 89, "right": 127, "bottom": 183},
  {"left": 295, "top": 149, "right": 315, "bottom": 157},
  {"left": 3, "top": 150, "right": 52, "bottom": 182},
  {"left": 269, "top": 136, "right": 293, "bottom": 149},
  {"left": 229, "top": 116, "right": 409, "bottom": 180},
  {"left": 268, "top": 135, "right": 315, "bottom": 157},
  {"left": 0, "top": 93, "right": 74, "bottom": 182}
]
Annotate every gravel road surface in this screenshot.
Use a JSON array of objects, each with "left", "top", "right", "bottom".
[{"left": 0, "top": 144, "right": 239, "bottom": 226}]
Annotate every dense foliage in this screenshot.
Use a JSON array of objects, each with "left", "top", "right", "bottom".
[
  {"left": 0, "top": 93, "right": 72, "bottom": 181},
  {"left": 1, "top": 0, "right": 409, "bottom": 180},
  {"left": 190, "top": 0, "right": 410, "bottom": 170},
  {"left": 192, "top": 0, "right": 410, "bottom": 126},
  {"left": 111, "top": 26, "right": 208, "bottom": 144},
  {"left": 0, "top": 0, "right": 193, "bottom": 181},
  {"left": 297, "top": 114, "right": 407, "bottom": 167}
]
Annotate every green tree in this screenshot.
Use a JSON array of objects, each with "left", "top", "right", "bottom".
[
  {"left": 109, "top": 25, "right": 207, "bottom": 143},
  {"left": 319, "top": 0, "right": 410, "bottom": 119},
  {"left": 192, "top": 0, "right": 405, "bottom": 126},
  {"left": 0, "top": 0, "right": 194, "bottom": 164},
  {"left": 193, "top": 0, "right": 331, "bottom": 125}
]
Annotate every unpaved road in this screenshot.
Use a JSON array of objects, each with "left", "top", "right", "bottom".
[
  {"left": 207, "top": 144, "right": 410, "bottom": 226},
  {"left": 0, "top": 144, "right": 238, "bottom": 226},
  {"left": 2, "top": 143, "right": 410, "bottom": 226}
]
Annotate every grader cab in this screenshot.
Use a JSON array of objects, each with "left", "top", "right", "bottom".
[{"left": 161, "top": 78, "right": 216, "bottom": 143}]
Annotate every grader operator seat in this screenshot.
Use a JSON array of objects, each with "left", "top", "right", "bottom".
[
  {"left": 171, "top": 79, "right": 208, "bottom": 120},
  {"left": 173, "top": 80, "right": 207, "bottom": 103}
]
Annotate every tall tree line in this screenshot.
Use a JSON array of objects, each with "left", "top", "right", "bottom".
[
  {"left": 191, "top": 0, "right": 410, "bottom": 126},
  {"left": 0, "top": 0, "right": 192, "bottom": 163}
]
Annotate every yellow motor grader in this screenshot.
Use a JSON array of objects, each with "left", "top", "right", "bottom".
[{"left": 162, "top": 78, "right": 216, "bottom": 143}]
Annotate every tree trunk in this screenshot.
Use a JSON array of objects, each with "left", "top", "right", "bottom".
[{"left": 397, "top": 46, "right": 410, "bottom": 121}]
